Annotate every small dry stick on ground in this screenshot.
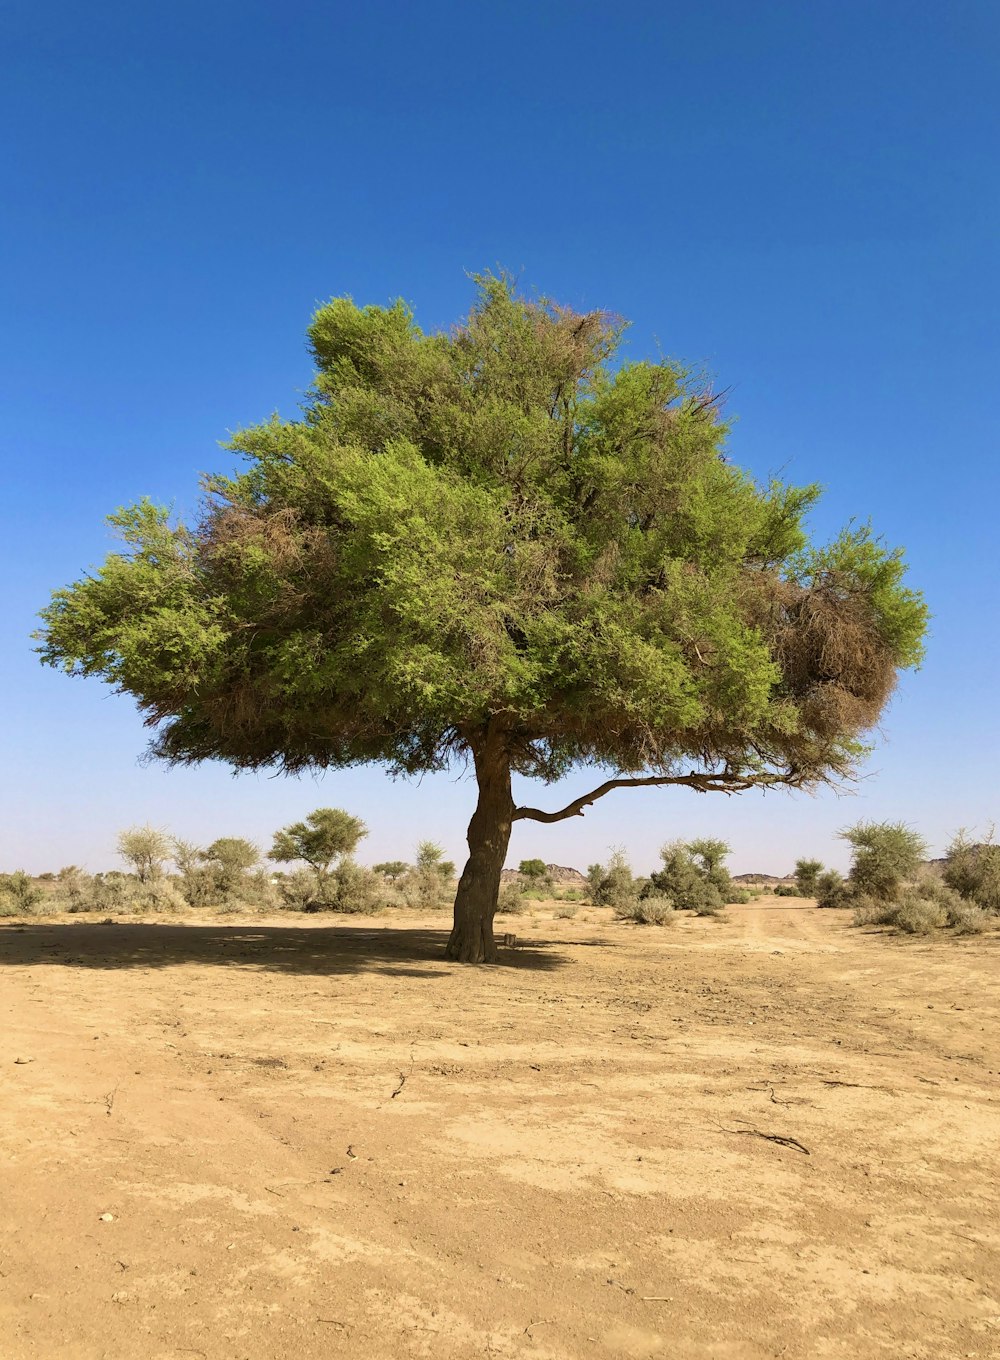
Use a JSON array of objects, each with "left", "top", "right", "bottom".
[{"left": 717, "top": 1122, "right": 811, "bottom": 1155}]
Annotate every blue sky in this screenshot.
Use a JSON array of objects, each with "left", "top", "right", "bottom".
[{"left": 2, "top": 0, "right": 997, "bottom": 877}]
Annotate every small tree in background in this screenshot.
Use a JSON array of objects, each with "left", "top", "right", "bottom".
[
  {"left": 815, "top": 868, "right": 849, "bottom": 908},
  {"left": 268, "top": 808, "right": 367, "bottom": 901},
  {"left": 687, "top": 838, "right": 733, "bottom": 899},
  {"left": 794, "top": 858, "right": 824, "bottom": 897},
  {"left": 202, "top": 837, "right": 259, "bottom": 897},
  {"left": 518, "top": 858, "right": 553, "bottom": 894},
  {"left": 117, "top": 825, "right": 172, "bottom": 883},
  {"left": 943, "top": 829, "right": 1000, "bottom": 914},
  {"left": 373, "top": 860, "right": 410, "bottom": 883},
  {"left": 841, "top": 821, "right": 926, "bottom": 903},
  {"left": 587, "top": 849, "right": 638, "bottom": 912},
  {"left": 0, "top": 871, "right": 43, "bottom": 915}
]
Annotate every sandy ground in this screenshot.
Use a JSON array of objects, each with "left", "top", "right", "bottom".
[{"left": 1, "top": 898, "right": 998, "bottom": 1360}]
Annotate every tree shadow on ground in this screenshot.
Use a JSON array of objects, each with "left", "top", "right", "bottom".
[{"left": 0, "top": 920, "right": 563, "bottom": 977}]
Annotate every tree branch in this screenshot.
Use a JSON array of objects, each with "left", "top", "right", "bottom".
[{"left": 512, "top": 769, "right": 802, "bottom": 824}]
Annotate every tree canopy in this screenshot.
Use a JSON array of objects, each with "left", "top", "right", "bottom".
[{"left": 38, "top": 273, "right": 928, "bottom": 960}]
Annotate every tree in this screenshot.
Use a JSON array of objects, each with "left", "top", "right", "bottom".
[
  {"left": 202, "top": 837, "right": 259, "bottom": 896},
  {"left": 37, "top": 274, "right": 928, "bottom": 962},
  {"left": 373, "top": 860, "right": 410, "bottom": 883},
  {"left": 794, "top": 858, "right": 824, "bottom": 897},
  {"left": 943, "top": 829, "right": 1000, "bottom": 914},
  {"left": 117, "top": 825, "right": 172, "bottom": 883},
  {"left": 268, "top": 808, "right": 367, "bottom": 898},
  {"left": 841, "top": 821, "right": 927, "bottom": 902}
]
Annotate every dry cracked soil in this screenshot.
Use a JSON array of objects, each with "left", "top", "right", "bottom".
[{"left": 1, "top": 897, "right": 998, "bottom": 1359}]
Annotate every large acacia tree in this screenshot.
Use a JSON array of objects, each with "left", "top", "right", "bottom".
[{"left": 38, "top": 276, "right": 927, "bottom": 961}]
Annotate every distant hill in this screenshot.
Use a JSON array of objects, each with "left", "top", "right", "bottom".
[
  {"left": 501, "top": 864, "right": 587, "bottom": 885},
  {"left": 732, "top": 872, "right": 795, "bottom": 885}
]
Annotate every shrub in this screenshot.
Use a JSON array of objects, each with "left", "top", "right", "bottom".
[
  {"left": 841, "top": 821, "right": 927, "bottom": 902},
  {"left": 794, "top": 859, "right": 824, "bottom": 896},
  {"left": 726, "top": 887, "right": 752, "bottom": 904},
  {"left": 690, "top": 880, "right": 726, "bottom": 915},
  {"left": 278, "top": 868, "right": 319, "bottom": 910},
  {"left": 588, "top": 849, "right": 638, "bottom": 912},
  {"left": 890, "top": 893, "right": 946, "bottom": 935},
  {"left": 946, "top": 899, "right": 989, "bottom": 935},
  {"left": 553, "top": 904, "right": 578, "bottom": 920},
  {"left": 87, "top": 876, "right": 186, "bottom": 915},
  {"left": 647, "top": 842, "right": 701, "bottom": 906},
  {"left": 615, "top": 895, "right": 674, "bottom": 925},
  {"left": 815, "top": 869, "right": 849, "bottom": 908},
  {"left": 774, "top": 883, "right": 801, "bottom": 897},
  {"left": 326, "top": 860, "right": 384, "bottom": 914},
  {"left": 0, "top": 871, "right": 43, "bottom": 914},
  {"left": 496, "top": 881, "right": 528, "bottom": 915},
  {"left": 54, "top": 865, "right": 90, "bottom": 910},
  {"left": 943, "top": 829, "right": 1000, "bottom": 914}
]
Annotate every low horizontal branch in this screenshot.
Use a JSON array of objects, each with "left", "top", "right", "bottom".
[{"left": 512, "top": 770, "right": 788, "bottom": 825}]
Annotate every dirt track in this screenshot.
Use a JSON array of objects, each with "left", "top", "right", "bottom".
[{"left": 1, "top": 899, "right": 998, "bottom": 1359}]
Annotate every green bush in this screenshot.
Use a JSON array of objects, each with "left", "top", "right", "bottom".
[
  {"left": 794, "top": 858, "right": 824, "bottom": 896},
  {"left": 553, "top": 904, "right": 578, "bottom": 920},
  {"left": 774, "top": 883, "right": 801, "bottom": 897},
  {"left": 815, "top": 869, "right": 849, "bottom": 908},
  {"left": 943, "top": 830, "right": 1000, "bottom": 914},
  {"left": 841, "top": 821, "right": 927, "bottom": 902},
  {"left": 588, "top": 849, "right": 638, "bottom": 912},
  {"left": 0, "top": 871, "right": 43, "bottom": 914}
]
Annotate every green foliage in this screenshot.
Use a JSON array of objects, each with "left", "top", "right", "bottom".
[
  {"left": 202, "top": 837, "right": 259, "bottom": 895},
  {"left": 518, "top": 858, "right": 549, "bottom": 881},
  {"left": 373, "top": 860, "right": 410, "bottom": 882},
  {"left": 687, "top": 839, "right": 730, "bottom": 875},
  {"left": 117, "top": 825, "right": 172, "bottom": 882},
  {"left": 794, "top": 858, "right": 823, "bottom": 896},
  {"left": 0, "top": 871, "right": 42, "bottom": 914},
  {"left": 815, "top": 869, "right": 849, "bottom": 908},
  {"left": 588, "top": 849, "right": 638, "bottom": 911},
  {"left": 943, "top": 829, "right": 1000, "bottom": 913},
  {"left": 39, "top": 274, "right": 927, "bottom": 811},
  {"left": 268, "top": 808, "right": 367, "bottom": 896},
  {"left": 774, "top": 883, "right": 802, "bottom": 897},
  {"left": 852, "top": 874, "right": 992, "bottom": 937},
  {"left": 841, "top": 821, "right": 927, "bottom": 902},
  {"left": 646, "top": 840, "right": 729, "bottom": 912}
]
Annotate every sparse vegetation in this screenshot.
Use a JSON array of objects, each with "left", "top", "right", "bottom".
[
  {"left": 117, "top": 825, "right": 172, "bottom": 883},
  {"left": 942, "top": 829, "right": 1000, "bottom": 913},
  {"left": 615, "top": 895, "right": 674, "bottom": 926},
  {"left": 794, "top": 858, "right": 823, "bottom": 896},
  {"left": 841, "top": 821, "right": 927, "bottom": 903},
  {"left": 268, "top": 808, "right": 368, "bottom": 903}
]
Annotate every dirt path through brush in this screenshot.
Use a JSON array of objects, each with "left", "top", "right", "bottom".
[{"left": 1, "top": 900, "right": 998, "bottom": 1359}]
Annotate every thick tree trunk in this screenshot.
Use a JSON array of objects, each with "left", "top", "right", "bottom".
[{"left": 446, "top": 735, "right": 514, "bottom": 964}]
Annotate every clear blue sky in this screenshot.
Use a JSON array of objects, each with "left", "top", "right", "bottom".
[{"left": 2, "top": 1, "right": 997, "bottom": 877}]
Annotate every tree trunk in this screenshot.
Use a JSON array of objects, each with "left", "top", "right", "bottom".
[{"left": 446, "top": 735, "right": 514, "bottom": 964}]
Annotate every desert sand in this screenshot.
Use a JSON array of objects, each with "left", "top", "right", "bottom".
[{"left": 1, "top": 898, "right": 997, "bottom": 1359}]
